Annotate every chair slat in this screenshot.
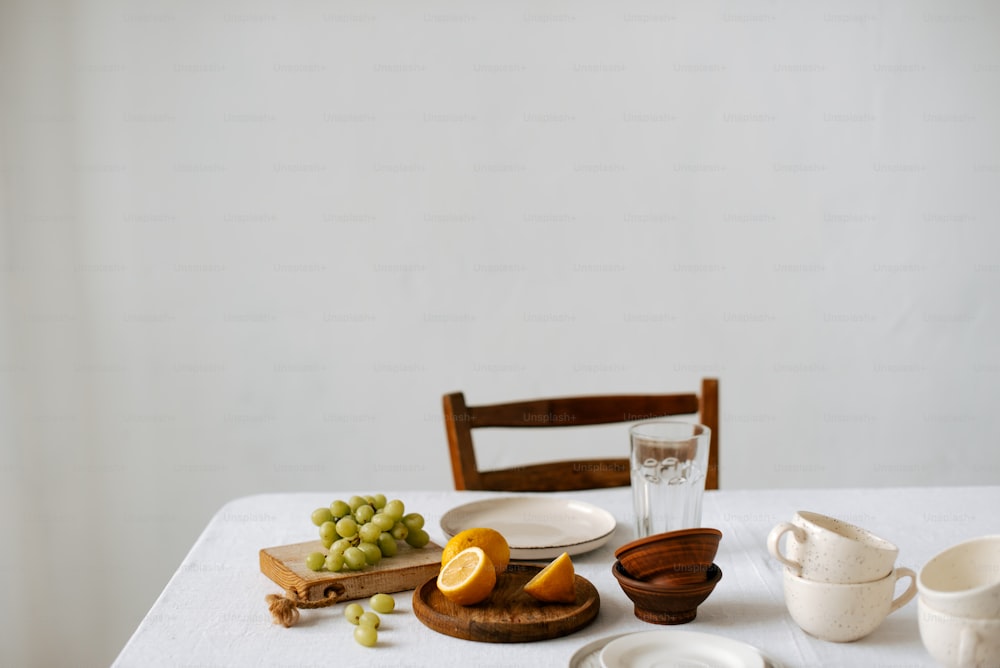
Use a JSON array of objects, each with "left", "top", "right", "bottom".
[{"left": 470, "top": 395, "right": 700, "bottom": 428}]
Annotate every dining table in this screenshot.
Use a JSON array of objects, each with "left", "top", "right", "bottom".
[{"left": 113, "top": 484, "right": 1000, "bottom": 667}]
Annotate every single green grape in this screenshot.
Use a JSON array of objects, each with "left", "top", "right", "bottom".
[
  {"left": 344, "top": 602, "right": 364, "bottom": 624},
  {"left": 405, "top": 527, "right": 430, "bottom": 548},
  {"left": 370, "top": 593, "right": 395, "bottom": 614},
  {"left": 354, "top": 504, "right": 375, "bottom": 524},
  {"left": 336, "top": 517, "right": 358, "bottom": 538},
  {"left": 319, "top": 520, "right": 339, "bottom": 543},
  {"left": 390, "top": 522, "right": 408, "bottom": 541},
  {"left": 305, "top": 551, "right": 326, "bottom": 571},
  {"left": 383, "top": 499, "right": 405, "bottom": 521},
  {"left": 329, "top": 499, "right": 351, "bottom": 518},
  {"left": 377, "top": 532, "right": 398, "bottom": 557},
  {"left": 358, "top": 611, "right": 380, "bottom": 629},
  {"left": 311, "top": 507, "right": 334, "bottom": 526},
  {"left": 358, "top": 542, "right": 382, "bottom": 565},
  {"left": 343, "top": 546, "right": 367, "bottom": 570},
  {"left": 325, "top": 552, "right": 345, "bottom": 572},
  {"left": 371, "top": 512, "right": 395, "bottom": 531},
  {"left": 364, "top": 495, "right": 377, "bottom": 506},
  {"left": 353, "top": 624, "right": 377, "bottom": 647},
  {"left": 358, "top": 522, "right": 382, "bottom": 544},
  {"left": 372, "top": 493, "right": 387, "bottom": 509},
  {"left": 330, "top": 538, "right": 352, "bottom": 555},
  {"left": 402, "top": 513, "right": 424, "bottom": 531},
  {"left": 347, "top": 495, "right": 367, "bottom": 512}
]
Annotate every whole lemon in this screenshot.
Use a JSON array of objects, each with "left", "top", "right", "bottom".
[{"left": 441, "top": 527, "right": 510, "bottom": 576}]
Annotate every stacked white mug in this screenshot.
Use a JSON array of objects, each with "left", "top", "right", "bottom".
[
  {"left": 917, "top": 535, "right": 1000, "bottom": 668},
  {"left": 767, "top": 511, "right": 917, "bottom": 642}
]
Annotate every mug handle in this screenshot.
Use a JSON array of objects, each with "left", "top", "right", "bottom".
[
  {"left": 888, "top": 567, "right": 918, "bottom": 614},
  {"left": 766, "top": 522, "right": 806, "bottom": 574},
  {"left": 957, "top": 627, "right": 978, "bottom": 668}
]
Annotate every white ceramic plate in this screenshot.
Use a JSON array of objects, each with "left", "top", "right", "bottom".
[
  {"left": 599, "top": 630, "right": 767, "bottom": 668},
  {"left": 439, "top": 497, "right": 618, "bottom": 560},
  {"left": 569, "top": 634, "right": 629, "bottom": 668}
]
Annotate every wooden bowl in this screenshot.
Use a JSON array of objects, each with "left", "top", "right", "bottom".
[
  {"left": 614, "top": 528, "right": 722, "bottom": 584},
  {"left": 612, "top": 560, "right": 723, "bottom": 625}
]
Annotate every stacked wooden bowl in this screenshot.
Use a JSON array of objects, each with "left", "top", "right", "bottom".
[{"left": 612, "top": 528, "right": 723, "bottom": 625}]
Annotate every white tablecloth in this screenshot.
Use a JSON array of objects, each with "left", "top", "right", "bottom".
[{"left": 113, "top": 486, "right": 1000, "bottom": 667}]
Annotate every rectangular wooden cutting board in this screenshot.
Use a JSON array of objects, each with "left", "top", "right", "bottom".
[{"left": 260, "top": 539, "right": 443, "bottom": 603}]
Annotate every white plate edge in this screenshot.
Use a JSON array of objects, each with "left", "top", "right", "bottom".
[
  {"left": 440, "top": 496, "right": 618, "bottom": 551},
  {"left": 599, "top": 630, "right": 769, "bottom": 668}
]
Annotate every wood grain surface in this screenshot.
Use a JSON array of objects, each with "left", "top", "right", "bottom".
[
  {"left": 260, "top": 539, "right": 443, "bottom": 603},
  {"left": 412, "top": 563, "right": 600, "bottom": 643}
]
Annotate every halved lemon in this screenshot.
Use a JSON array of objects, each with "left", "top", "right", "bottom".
[
  {"left": 436, "top": 546, "right": 497, "bottom": 606},
  {"left": 523, "top": 551, "right": 576, "bottom": 603},
  {"left": 441, "top": 527, "right": 510, "bottom": 577}
]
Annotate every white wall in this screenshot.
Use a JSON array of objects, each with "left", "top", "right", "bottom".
[{"left": 2, "top": 0, "right": 999, "bottom": 665}]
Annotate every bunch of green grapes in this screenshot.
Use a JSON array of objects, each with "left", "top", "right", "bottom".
[{"left": 304, "top": 494, "right": 429, "bottom": 572}]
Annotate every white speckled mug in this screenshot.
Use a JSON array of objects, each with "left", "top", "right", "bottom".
[
  {"left": 783, "top": 567, "right": 917, "bottom": 642},
  {"left": 917, "top": 535, "right": 1000, "bottom": 619},
  {"left": 767, "top": 511, "right": 899, "bottom": 584},
  {"left": 918, "top": 597, "right": 1000, "bottom": 668}
]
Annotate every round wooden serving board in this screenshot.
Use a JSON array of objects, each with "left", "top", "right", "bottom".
[{"left": 412, "top": 563, "right": 600, "bottom": 643}]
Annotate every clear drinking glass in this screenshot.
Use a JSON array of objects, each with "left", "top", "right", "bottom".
[{"left": 630, "top": 420, "right": 711, "bottom": 538}]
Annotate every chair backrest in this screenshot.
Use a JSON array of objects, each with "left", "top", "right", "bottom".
[{"left": 442, "top": 378, "right": 719, "bottom": 492}]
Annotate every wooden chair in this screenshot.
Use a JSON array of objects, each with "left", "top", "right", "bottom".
[{"left": 442, "top": 378, "right": 719, "bottom": 492}]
